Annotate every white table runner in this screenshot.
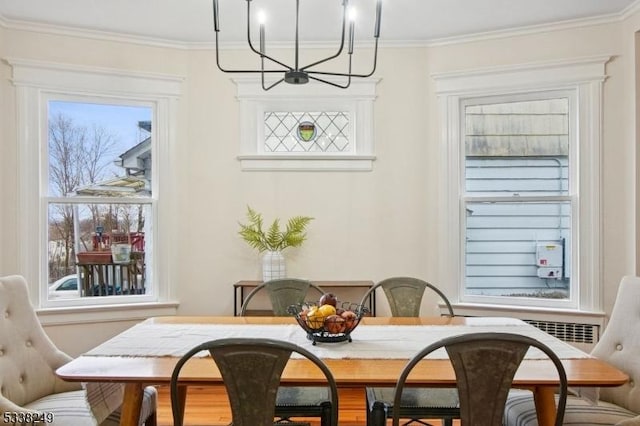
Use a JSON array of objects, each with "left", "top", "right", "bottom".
[
  {"left": 83, "top": 317, "right": 595, "bottom": 417},
  {"left": 85, "top": 317, "right": 590, "bottom": 360}
]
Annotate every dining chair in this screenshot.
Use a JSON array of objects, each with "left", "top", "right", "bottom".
[
  {"left": 359, "top": 276, "right": 454, "bottom": 317},
  {"left": 361, "top": 277, "right": 459, "bottom": 426},
  {"left": 368, "top": 332, "right": 568, "bottom": 426},
  {"left": 0, "top": 274, "right": 157, "bottom": 426},
  {"left": 239, "top": 278, "right": 333, "bottom": 425},
  {"left": 240, "top": 278, "right": 325, "bottom": 316},
  {"left": 504, "top": 275, "right": 640, "bottom": 425},
  {"left": 170, "top": 337, "right": 339, "bottom": 426}
]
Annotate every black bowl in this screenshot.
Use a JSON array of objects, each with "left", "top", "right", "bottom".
[{"left": 287, "top": 301, "right": 369, "bottom": 345}]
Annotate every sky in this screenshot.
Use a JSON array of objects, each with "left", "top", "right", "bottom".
[{"left": 49, "top": 100, "right": 152, "bottom": 159}]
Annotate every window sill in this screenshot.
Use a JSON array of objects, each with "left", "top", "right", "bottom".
[
  {"left": 36, "top": 301, "right": 180, "bottom": 326},
  {"left": 238, "top": 155, "right": 376, "bottom": 171},
  {"left": 449, "top": 302, "right": 606, "bottom": 326}
]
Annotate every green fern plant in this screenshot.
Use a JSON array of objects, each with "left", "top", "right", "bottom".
[{"left": 238, "top": 206, "right": 314, "bottom": 253}]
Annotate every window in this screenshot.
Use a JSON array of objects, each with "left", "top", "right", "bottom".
[
  {"left": 47, "top": 100, "right": 153, "bottom": 304},
  {"left": 8, "top": 58, "right": 183, "bottom": 313},
  {"left": 233, "top": 77, "right": 377, "bottom": 171},
  {"left": 264, "top": 111, "right": 351, "bottom": 153},
  {"left": 463, "top": 94, "right": 572, "bottom": 302},
  {"left": 434, "top": 56, "right": 609, "bottom": 312}
]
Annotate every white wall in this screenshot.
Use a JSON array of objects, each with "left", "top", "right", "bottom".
[{"left": 0, "top": 12, "right": 638, "bottom": 356}]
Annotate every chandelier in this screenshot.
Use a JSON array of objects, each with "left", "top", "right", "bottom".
[{"left": 212, "top": 0, "right": 382, "bottom": 90}]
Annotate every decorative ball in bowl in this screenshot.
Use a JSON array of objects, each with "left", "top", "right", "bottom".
[{"left": 287, "top": 294, "right": 369, "bottom": 345}]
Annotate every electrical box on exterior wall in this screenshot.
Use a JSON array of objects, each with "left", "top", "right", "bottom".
[{"left": 536, "top": 243, "right": 563, "bottom": 279}]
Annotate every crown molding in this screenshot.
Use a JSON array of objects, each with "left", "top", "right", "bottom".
[
  {"left": 0, "top": 14, "right": 191, "bottom": 50},
  {"left": 1, "top": 2, "right": 639, "bottom": 51},
  {"left": 426, "top": 10, "right": 631, "bottom": 47},
  {"left": 621, "top": 0, "right": 640, "bottom": 20}
]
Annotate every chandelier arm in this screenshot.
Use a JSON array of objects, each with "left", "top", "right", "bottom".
[
  {"left": 245, "top": 0, "right": 294, "bottom": 71},
  {"left": 254, "top": 53, "right": 294, "bottom": 72},
  {"left": 306, "top": 37, "right": 379, "bottom": 79},
  {"left": 300, "top": 0, "right": 348, "bottom": 72},
  {"left": 308, "top": 74, "right": 351, "bottom": 89},
  {"left": 306, "top": 50, "right": 353, "bottom": 87},
  {"left": 261, "top": 54, "right": 286, "bottom": 90},
  {"left": 215, "top": 36, "right": 288, "bottom": 74},
  {"left": 262, "top": 76, "right": 285, "bottom": 91},
  {"left": 213, "top": 0, "right": 289, "bottom": 74}
]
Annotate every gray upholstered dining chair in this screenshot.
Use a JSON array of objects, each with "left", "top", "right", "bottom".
[
  {"left": 361, "top": 276, "right": 459, "bottom": 426},
  {"left": 170, "top": 337, "right": 339, "bottom": 426},
  {"left": 240, "top": 278, "right": 325, "bottom": 316},
  {"left": 371, "top": 332, "right": 568, "bottom": 426},
  {"left": 504, "top": 275, "right": 640, "bottom": 425},
  {"left": 239, "top": 278, "right": 332, "bottom": 425},
  {"left": 0, "top": 274, "right": 157, "bottom": 426}
]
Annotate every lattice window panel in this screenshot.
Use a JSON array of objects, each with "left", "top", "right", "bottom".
[{"left": 264, "top": 111, "right": 351, "bottom": 153}]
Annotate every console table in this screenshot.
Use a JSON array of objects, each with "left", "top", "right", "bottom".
[{"left": 233, "top": 280, "right": 376, "bottom": 316}]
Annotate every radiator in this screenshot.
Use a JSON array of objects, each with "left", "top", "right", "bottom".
[
  {"left": 523, "top": 319, "right": 599, "bottom": 353},
  {"left": 446, "top": 304, "right": 604, "bottom": 353}
]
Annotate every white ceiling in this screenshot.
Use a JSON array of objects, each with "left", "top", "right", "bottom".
[{"left": 0, "top": 0, "right": 637, "bottom": 46}]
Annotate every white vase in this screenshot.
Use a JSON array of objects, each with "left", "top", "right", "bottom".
[{"left": 262, "top": 250, "right": 286, "bottom": 281}]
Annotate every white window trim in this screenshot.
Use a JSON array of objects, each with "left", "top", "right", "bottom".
[
  {"left": 5, "top": 57, "right": 183, "bottom": 319},
  {"left": 433, "top": 55, "right": 610, "bottom": 314},
  {"left": 233, "top": 76, "right": 378, "bottom": 171}
]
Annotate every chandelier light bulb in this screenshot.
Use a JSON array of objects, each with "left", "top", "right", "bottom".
[
  {"left": 348, "top": 7, "right": 356, "bottom": 54},
  {"left": 257, "top": 10, "right": 267, "bottom": 25},
  {"left": 348, "top": 7, "right": 357, "bottom": 22}
]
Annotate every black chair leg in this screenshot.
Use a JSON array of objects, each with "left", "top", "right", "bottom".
[
  {"left": 367, "top": 401, "right": 388, "bottom": 426},
  {"left": 320, "top": 401, "right": 332, "bottom": 426},
  {"left": 443, "top": 418, "right": 453, "bottom": 426}
]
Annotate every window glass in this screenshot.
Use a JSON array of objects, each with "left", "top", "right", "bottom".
[
  {"left": 465, "top": 200, "right": 571, "bottom": 298},
  {"left": 46, "top": 101, "right": 153, "bottom": 301},
  {"left": 463, "top": 96, "right": 572, "bottom": 301},
  {"left": 264, "top": 111, "right": 351, "bottom": 153}
]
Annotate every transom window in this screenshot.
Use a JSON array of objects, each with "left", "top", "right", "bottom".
[
  {"left": 234, "top": 77, "right": 377, "bottom": 171},
  {"left": 264, "top": 111, "right": 351, "bottom": 153}
]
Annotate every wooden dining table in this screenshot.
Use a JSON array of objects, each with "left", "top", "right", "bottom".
[{"left": 56, "top": 315, "right": 628, "bottom": 426}]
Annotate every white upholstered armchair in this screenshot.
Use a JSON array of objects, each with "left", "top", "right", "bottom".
[
  {"left": 0, "top": 275, "right": 157, "bottom": 425},
  {"left": 505, "top": 275, "right": 640, "bottom": 425}
]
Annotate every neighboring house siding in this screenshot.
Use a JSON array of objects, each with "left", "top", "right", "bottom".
[
  {"left": 465, "top": 157, "right": 570, "bottom": 296},
  {"left": 465, "top": 98, "right": 569, "bottom": 157}
]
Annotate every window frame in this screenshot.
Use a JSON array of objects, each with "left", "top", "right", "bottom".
[
  {"left": 433, "top": 56, "right": 610, "bottom": 313},
  {"left": 7, "top": 58, "right": 183, "bottom": 317}
]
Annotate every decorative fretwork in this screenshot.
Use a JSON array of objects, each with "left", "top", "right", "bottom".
[{"left": 264, "top": 111, "right": 351, "bottom": 153}]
